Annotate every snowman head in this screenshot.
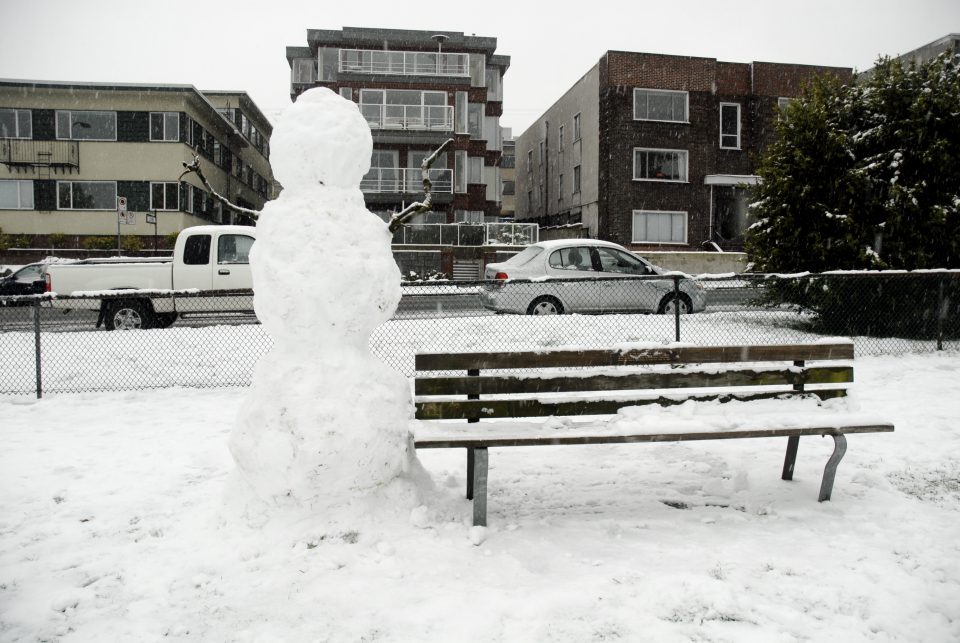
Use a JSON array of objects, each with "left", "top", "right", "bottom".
[{"left": 269, "top": 87, "right": 373, "bottom": 190}]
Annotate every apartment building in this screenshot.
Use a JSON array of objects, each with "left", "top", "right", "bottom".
[
  {"left": 286, "top": 27, "right": 510, "bottom": 224},
  {"left": 516, "top": 52, "right": 852, "bottom": 251},
  {"left": 0, "top": 80, "right": 273, "bottom": 249}
]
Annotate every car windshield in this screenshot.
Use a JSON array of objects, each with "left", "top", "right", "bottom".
[{"left": 501, "top": 245, "right": 544, "bottom": 267}]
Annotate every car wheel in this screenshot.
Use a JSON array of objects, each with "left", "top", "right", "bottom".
[
  {"left": 658, "top": 293, "right": 692, "bottom": 315},
  {"left": 105, "top": 300, "right": 152, "bottom": 331},
  {"left": 527, "top": 296, "right": 564, "bottom": 315}
]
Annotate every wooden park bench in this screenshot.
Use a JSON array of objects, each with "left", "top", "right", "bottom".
[{"left": 412, "top": 342, "right": 894, "bottom": 526}]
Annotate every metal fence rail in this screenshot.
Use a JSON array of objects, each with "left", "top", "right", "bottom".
[{"left": 1, "top": 272, "right": 957, "bottom": 397}]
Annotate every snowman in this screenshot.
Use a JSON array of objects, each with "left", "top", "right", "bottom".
[{"left": 227, "top": 88, "right": 425, "bottom": 522}]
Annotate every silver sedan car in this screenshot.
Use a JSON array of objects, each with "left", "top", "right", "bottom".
[{"left": 480, "top": 239, "right": 706, "bottom": 315}]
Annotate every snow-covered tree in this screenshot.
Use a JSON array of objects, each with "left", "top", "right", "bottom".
[{"left": 746, "top": 50, "right": 960, "bottom": 272}]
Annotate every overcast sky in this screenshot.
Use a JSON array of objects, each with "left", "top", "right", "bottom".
[{"left": 1, "top": 0, "right": 956, "bottom": 134}]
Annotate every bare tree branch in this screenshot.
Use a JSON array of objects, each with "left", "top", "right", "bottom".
[
  {"left": 179, "top": 155, "right": 262, "bottom": 220},
  {"left": 388, "top": 138, "right": 454, "bottom": 233}
]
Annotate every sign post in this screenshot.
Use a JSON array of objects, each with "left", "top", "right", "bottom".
[
  {"left": 146, "top": 211, "right": 157, "bottom": 251},
  {"left": 116, "top": 196, "right": 127, "bottom": 256}
]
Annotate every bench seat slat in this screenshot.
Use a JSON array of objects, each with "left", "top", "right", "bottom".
[
  {"left": 414, "top": 342, "right": 854, "bottom": 372},
  {"left": 415, "top": 366, "right": 853, "bottom": 396},
  {"left": 414, "top": 423, "right": 895, "bottom": 448},
  {"left": 414, "top": 389, "right": 849, "bottom": 421},
  {"left": 414, "top": 423, "right": 894, "bottom": 448}
]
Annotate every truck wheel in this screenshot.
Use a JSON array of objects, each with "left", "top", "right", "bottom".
[{"left": 105, "top": 300, "right": 152, "bottom": 331}]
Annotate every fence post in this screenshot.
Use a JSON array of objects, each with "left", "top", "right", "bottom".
[
  {"left": 673, "top": 275, "right": 681, "bottom": 342},
  {"left": 33, "top": 299, "right": 42, "bottom": 399},
  {"left": 937, "top": 277, "right": 945, "bottom": 351}
]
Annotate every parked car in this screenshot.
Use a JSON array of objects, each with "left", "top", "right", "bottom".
[
  {"left": 480, "top": 239, "right": 706, "bottom": 315},
  {"left": 0, "top": 263, "right": 51, "bottom": 305}
]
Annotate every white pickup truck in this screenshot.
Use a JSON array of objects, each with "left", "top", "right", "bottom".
[{"left": 45, "top": 225, "right": 257, "bottom": 330}]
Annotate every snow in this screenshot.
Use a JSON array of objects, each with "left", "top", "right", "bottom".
[{"left": 1, "top": 350, "right": 959, "bottom": 640}]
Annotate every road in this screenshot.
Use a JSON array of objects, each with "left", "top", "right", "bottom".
[{"left": 1, "top": 285, "right": 761, "bottom": 332}]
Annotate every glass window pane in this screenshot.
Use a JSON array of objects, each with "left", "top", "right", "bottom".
[
  {"left": 57, "top": 182, "right": 72, "bottom": 208},
  {"left": 0, "top": 110, "right": 15, "bottom": 137},
  {"left": 19, "top": 180, "right": 33, "bottom": 209},
  {"left": 56, "top": 111, "right": 70, "bottom": 139},
  {"left": 0, "top": 181, "right": 18, "bottom": 208},
  {"left": 646, "top": 94, "right": 674, "bottom": 120},
  {"left": 721, "top": 106, "right": 738, "bottom": 135},
  {"left": 674, "top": 94, "right": 687, "bottom": 121},
  {"left": 672, "top": 213, "right": 685, "bottom": 241},
  {"left": 165, "top": 183, "right": 178, "bottom": 208},
  {"left": 150, "top": 113, "right": 164, "bottom": 140},
  {"left": 17, "top": 110, "right": 31, "bottom": 138},
  {"left": 151, "top": 183, "right": 164, "bottom": 209},
  {"left": 165, "top": 113, "right": 179, "bottom": 140},
  {"left": 183, "top": 235, "right": 211, "bottom": 265}
]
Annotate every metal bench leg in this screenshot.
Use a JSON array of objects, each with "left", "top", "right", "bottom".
[
  {"left": 472, "top": 447, "right": 488, "bottom": 527},
  {"left": 466, "top": 448, "right": 475, "bottom": 500},
  {"left": 782, "top": 435, "right": 800, "bottom": 480},
  {"left": 819, "top": 434, "right": 847, "bottom": 502}
]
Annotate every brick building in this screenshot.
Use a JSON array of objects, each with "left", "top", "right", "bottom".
[
  {"left": 515, "top": 52, "right": 852, "bottom": 251},
  {"left": 286, "top": 27, "right": 510, "bottom": 224}
]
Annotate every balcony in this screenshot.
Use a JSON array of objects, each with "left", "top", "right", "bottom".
[
  {"left": 339, "top": 49, "right": 469, "bottom": 77},
  {"left": 361, "top": 168, "right": 453, "bottom": 194},
  {"left": 392, "top": 222, "right": 539, "bottom": 246},
  {"left": 361, "top": 104, "right": 454, "bottom": 132},
  {"left": 0, "top": 139, "right": 79, "bottom": 169}
]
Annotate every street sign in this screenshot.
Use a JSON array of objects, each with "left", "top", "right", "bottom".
[{"left": 146, "top": 213, "right": 157, "bottom": 225}]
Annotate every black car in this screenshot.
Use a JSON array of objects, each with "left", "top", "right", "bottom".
[{"left": 0, "top": 263, "right": 48, "bottom": 304}]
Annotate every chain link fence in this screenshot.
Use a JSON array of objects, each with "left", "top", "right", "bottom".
[{"left": 1, "top": 272, "right": 957, "bottom": 397}]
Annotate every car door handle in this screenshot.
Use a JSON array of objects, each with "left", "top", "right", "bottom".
[{"left": 218, "top": 269, "right": 231, "bottom": 275}]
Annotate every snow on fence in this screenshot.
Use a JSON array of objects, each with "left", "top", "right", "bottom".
[{"left": 0, "top": 273, "right": 957, "bottom": 397}]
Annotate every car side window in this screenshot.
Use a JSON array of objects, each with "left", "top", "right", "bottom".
[
  {"left": 597, "top": 248, "right": 653, "bottom": 275},
  {"left": 218, "top": 234, "right": 254, "bottom": 264},
  {"left": 183, "top": 235, "right": 211, "bottom": 265},
  {"left": 548, "top": 247, "right": 595, "bottom": 271},
  {"left": 16, "top": 265, "right": 43, "bottom": 282}
]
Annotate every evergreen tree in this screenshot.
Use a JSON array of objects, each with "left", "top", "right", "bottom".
[{"left": 746, "top": 50, "right": 960, "bottom": 272}]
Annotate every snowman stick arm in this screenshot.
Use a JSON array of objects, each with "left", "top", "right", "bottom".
[
  {"left": 179, "top": 155, "right": 262, "bottom": 220},
  {"left": 388, "top": 138, "right": 454, "bottom": 233}
]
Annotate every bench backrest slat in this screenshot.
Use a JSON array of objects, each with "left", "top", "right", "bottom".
[
  {"left": 415, "top": 389, "right": 850, "bottom": 421},
  {"left": 415, "top": 366, "right": 853, "bottom": 396},
  {"left": 414, "top": 343, "right": 854, "bottom": 371}
]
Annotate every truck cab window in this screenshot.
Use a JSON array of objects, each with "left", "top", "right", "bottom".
[
  {"left": 183, "top": 235, "right": 211, "bottom": 265},
  {"left": 218, "top": 234, "right": 254, "bottom": 264}
]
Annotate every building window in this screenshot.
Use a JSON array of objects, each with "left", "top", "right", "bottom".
[
  {"left": 527, "top": 150, "right": 533, "bottom": 174},
  {"left": 55, "top": 111, "right": 117, "bottom": 141},
  {"left": 559, "top": 125, "right": 564, "bottom": 150},
  {"left": 468, "top": 156, "right": 483, "bottom": 184},
  {"left": 573, "top": 113, "right": 581, "bottom": 141},
  {"left": 633, "top": 148, "right": 688, "bottom": 182},
  {"left": 632, "top": 210, "right": 687, "bottom": 244},
  {"left": 467, "top": 103, "right": 483, "bottom": 138},
  {"left": 0, "top": 109, "right": 32, "bottom": 139},
  {"left": 0, "top": 180, "right": 34, "bottom": 209},
  {"left": 558, "top": 173, "right": 563, "bottom": 199},
  {"left": 502, "top": 180, "right": 515, "bottom": 196},
  {"left": 720, "top": 103, "right": 741, "bottom": 149},
  {"left": 539, "top": 140, "right": 544, "bottom": 163},
  {"left": 339, "top": 87, "right": 352, "bottom": 100},
  {"left": 150, "top": 112, "right": 179, "bottom": 142},
  {"left": 56, "top": 181, "right": 117, "bottom": 210},
  {"left": 633, "top": 88, "right": 688, "bottom": 123},
  {"left": 292, "top": 58, "right": 316, "bottom": 83},
  {"left": 573, "top": 165, "right": 581, "bottom": 194},
  {"left": 778, "top": 97, "right": 793, "bottom": 110},
  {"left": 150, "top": 182, "right": 179, "bottom": 211}
]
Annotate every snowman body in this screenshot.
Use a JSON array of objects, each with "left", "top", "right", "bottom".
[{"left": 229, "top": 88, "right": 415, "bottom": 511}]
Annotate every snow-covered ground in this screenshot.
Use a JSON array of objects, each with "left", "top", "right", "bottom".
[{"left": 1, "top": 349, "right": 958, "bottom": 641}]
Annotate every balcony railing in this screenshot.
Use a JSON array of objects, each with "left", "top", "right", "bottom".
[
  {"left": 361, "top": 104, "right": 454, "bottom": 132},
  {"left": 339, "top": 49, "right": 469, "bottom": 77},
  {"left": 361, "top": 168, "right": 453, "bottom": 194},
  {"left": 0, "top": 139, "right": 79, "bottom": 168},
  {"left": 392, "top": 223, "right": 539, "bottom": 246}
]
